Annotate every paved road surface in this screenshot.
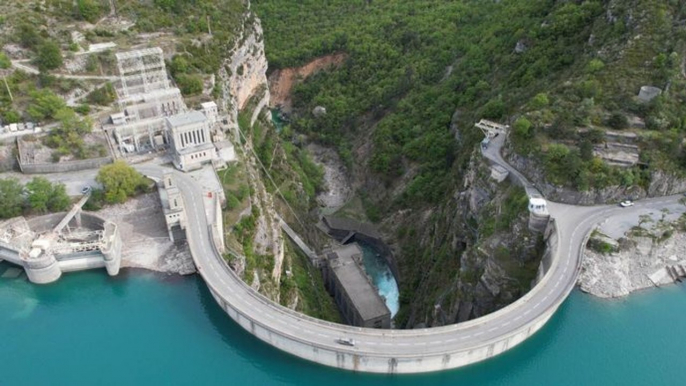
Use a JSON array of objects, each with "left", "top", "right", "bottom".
[{"left": 136, "top": 157, "right": 685, "bottom": 372}]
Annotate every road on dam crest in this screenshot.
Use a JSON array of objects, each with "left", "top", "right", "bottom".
[{"left": 136, "top": 158, "right": 683, "bottom": 374}]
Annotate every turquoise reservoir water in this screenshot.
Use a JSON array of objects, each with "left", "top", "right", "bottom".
[{"left": 1, "top": 263, "right": 685, "bottom": 385}]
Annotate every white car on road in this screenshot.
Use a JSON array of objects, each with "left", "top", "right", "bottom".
[
  {"left": 336, "top": 338, "right": 355, "bottom": 347},
  {"left": 619, "top": 200, "right": 634, "bottom": 207}
]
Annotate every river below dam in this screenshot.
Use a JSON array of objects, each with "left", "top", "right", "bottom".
[
  {"left": 359, "top": 242, "right": 399, "bottom": 317},
  {"left": 1, "top": 262, "right": 685, "bottom": 385}
]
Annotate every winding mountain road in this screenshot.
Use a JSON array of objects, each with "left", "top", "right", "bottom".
[{"left": 137, "top": 139, "right": 684, "bottom": 373}]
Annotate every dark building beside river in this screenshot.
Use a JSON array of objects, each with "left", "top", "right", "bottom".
[{"left": 323, "top": 244, "right": 391, "bottom": 329}]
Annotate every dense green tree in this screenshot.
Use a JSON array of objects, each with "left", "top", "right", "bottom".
[
  {"left": 34, "top": 40, "right": 63, "bottom": 72},
  {"left": 0, "top": 178, "right": 25, "bottom": 219},
  {"left": 513, "top": 117, "right": 533, "bottom": 138},
  {"left": 48, "top": 183, "right": 71, "bottom": 212},
  {"left": 87, "top": 83, "right": 116, "bottom": 105},
  {"left": 586, "top": 58, "right": 605, "bottom": 73},
  {"left": 17, "top": 23, "right": 42, "bottom": 49},
  {"left": 530, "top": 93, "right": 550, "bottom": 109},
  {"left": 579, "top": 139, "right": 594, "bottom": 161},
  {"left": 607, "top": 112, "right": 628, "bottom": 130},
  {"left": 96, "top": 161, "right": 147, "bottom": 204},
  {"left": 176, "top": 74, "right": 203, "bottom": 96},
  {"left": 25, "top": 176, "right": 54, "bottom": 213},
  {"left": 25, "top": 177, "right": 71, "bottom": 213},
  {"left": 2, "top": 110, "right": 21, "bottom": 124},
  {"left": 27, "top": 89, "right": 67, "bottom": 121},
  {"left": 55, "top": 107, "right": 92, "bottom": 135},
  {"left": 169, "top": 55, "right": 189, "bottom": 75},
  {"left": 76, "top": 0, "right": 102, "bottom": 23},
  {"left": 482, "top": 98, "right": 506, "bottom": 119}
]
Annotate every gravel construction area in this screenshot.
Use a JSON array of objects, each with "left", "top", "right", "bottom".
[{"left": 96, "top": 192, "right": 195, "bottom": 275}]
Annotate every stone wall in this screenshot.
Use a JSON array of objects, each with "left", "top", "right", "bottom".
[
  {"left": 16, "top": 137, "right": 113, "bottom": 174},
  {"left": 18, "top": 156, "right": 112, "bottom": 174}
]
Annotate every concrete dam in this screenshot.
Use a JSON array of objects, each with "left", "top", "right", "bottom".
[{"left": 141, "top": 161, "right": 617, "bottom": 374}]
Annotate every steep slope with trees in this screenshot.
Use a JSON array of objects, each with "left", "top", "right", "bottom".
[{"left": 253, "top": 0, "right": 686, "bottom": 326}]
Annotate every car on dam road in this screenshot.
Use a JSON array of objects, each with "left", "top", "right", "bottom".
[
  {"left": 336, "top": 338, "right": 355, "bottom": 347},
  {"left": 620, "top": 200, "right": 634, "bottom": 208}
]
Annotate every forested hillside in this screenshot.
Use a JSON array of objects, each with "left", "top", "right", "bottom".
[
  {"left": 254, "top": 0, "right": 686, "bottom": 325},
  {"left": 256, "top": 0, "right": 686, "bottom": 198}
]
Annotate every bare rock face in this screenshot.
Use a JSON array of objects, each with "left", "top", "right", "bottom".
[
  {"left": 218, "top": 9, "right": 270, "bottom": 133},
  {"left": 579, "top": 232, "right": 686, "bottom": 298},
  {"left": 504, "top": 148, "right": 686, "bottom": 205},
  {"left": 158, "top": 244, "right": 196, "bottom": 275}
]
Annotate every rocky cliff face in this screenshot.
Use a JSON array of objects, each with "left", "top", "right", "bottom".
[
  {"left": 216, "top": 7, "right": 285, "bottom": 303},
  {"left": 218, "top": 10, "right": 271, "bottom": 133},
  {"left": 505, "top": 148, "right": 686, "bottom": 205},
  {"left": 376, "top": 147, "right": 543, "bottom": 328},
  {"left": 580, "top": 221, "right": 686, "bottom": 298}
]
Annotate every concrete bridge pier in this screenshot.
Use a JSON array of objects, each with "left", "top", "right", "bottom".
[
  {"left": 528, "top": 212, "right": 550, "bottom": 233},
  {"left": 25, "top": 254, "right": 62, "bottom": 284}
]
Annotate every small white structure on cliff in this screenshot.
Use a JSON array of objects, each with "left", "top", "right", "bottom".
[
  {"left": 201, "top": 101, "right": 219, "bottom": 126},
  {"left": 528, "top": 195, "right": 549, "bottom": 216},
  {"left": 490, "top": 164, "right": 509, "bottom": 183}
]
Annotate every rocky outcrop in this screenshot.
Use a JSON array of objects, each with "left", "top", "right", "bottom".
[
  {"left": 214, "top": 5, "right": 285, "bottom": 303},
  {"left": 505, "top": 149, "right": 686, "bottom": 205},
  {"left": 381, "top": 150, "right": 543, "bottom": 328},
  {"left": 579, "top": 226, "right": 686, "bottom": 298},
  {"left": 218, "top": 9, "right": 270, "bottom": 134}
]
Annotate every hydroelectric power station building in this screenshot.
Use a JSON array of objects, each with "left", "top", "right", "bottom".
[{"left": 323, "top": 244, "right": 391, "bottom": 328}]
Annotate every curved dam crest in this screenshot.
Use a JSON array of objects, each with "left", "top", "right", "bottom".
[{"left": 136, "top": 136, "right": 624, "bottom": 374}]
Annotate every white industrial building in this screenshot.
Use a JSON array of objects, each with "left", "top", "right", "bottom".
[
  {"left": 106, "top": 47, "right": 236, "bottom": 171},
  {"left": 167, "top": 111, "right": 216, "bottom": 171}
]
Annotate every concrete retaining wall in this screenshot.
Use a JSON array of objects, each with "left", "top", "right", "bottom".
[
  {"left": 18, "top": 156, "right": 112, "bottom": 174},
  {"left": 197, "top": 208, "right": 569, "bottom": 373},
  {"left": 535, "top": 219, "right": 558, "bottom": 284},
  {"left": 203, "top": 265, "right": 562, "bottom": 373},
  {"left": 16, "top": 136, "right": 112, "bottom": 174}
]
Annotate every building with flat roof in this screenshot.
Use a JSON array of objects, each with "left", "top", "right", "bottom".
[
  {"left": 158, "top": 173, "right": 187, "bottom": 242},
  {"left": 490, "top": 164, "right": 509, "bottom": 183},
  {"left": 167, "top": 111, "right": 215, "bottom": 171},
  {"left": 323, "top": 243, "right": 391, "bottom": 329},
  {"left": 201, "top": 101, "right": 219, "bottom": 125}
]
